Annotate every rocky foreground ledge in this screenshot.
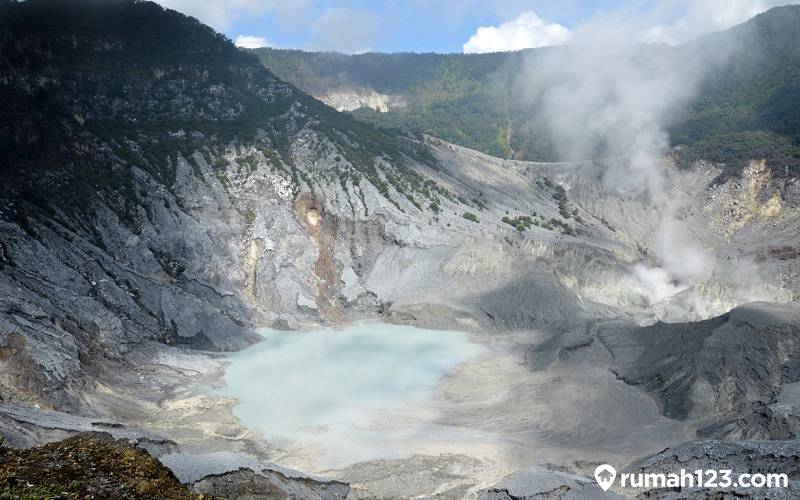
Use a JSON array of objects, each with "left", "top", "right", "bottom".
[
  {"left": 0, "top": 432, "right": 198, "bottom": 499},
  {"left": 4, "top": 431, "right": 800, "bottom": 499},
  {"left": 0, "top": 432, "right": 349, "bottom": 500}
]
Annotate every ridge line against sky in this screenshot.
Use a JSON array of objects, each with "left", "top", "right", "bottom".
[{"left": 153, "top": 0, "right": 800, "bottom": 54}]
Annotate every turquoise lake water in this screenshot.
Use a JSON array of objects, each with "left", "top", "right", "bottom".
[{"left": 210, "top": 322, "right": 486, "bottom": 466}]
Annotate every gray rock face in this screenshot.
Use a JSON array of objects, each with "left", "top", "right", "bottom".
[
  {"left": 622, "top": 440, "right": 800, "bottom": 499},
  {"left": 318, "top": 87, "right": 406, "bottom": 113},
  {"left": 2, "top": 129, "right": 799, "bottom": 496},
  {"left": 697, "top": 399, "right": 800, "bottom": 440},
  {"left": 605, "top": 302, "right": 800, "bottom": 421},
  {"left": 160, "top": 451, "right": 349, "bottom": 499},
  {"left": 2, "top": 136, "right": 799, "bottom": 451},
  {"left": 480, "top": 465, "right": 626, "bottom": 499},
  {"left": 480, "top": 440, "right": 800, "bottom": 500},
  {"left": 191, "top": 468, "right": 349, "bottom": 500}
]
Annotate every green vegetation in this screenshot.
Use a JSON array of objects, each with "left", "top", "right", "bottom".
[
  {"left": 471, "top": 195, "right": 488, "bottom": 211},
  {"left": 496, "top": 180, "right": 581, "bottom": 234},
  {"left": 668, "top": 6, "right": 800, "bottom": 177},
  {"left": 501, "top": 211, "right": 575, "bottom": 235},
  {"left": 501, "top": 215, "right": 534, "bottom": 231},
  {"left": 0, "top": 433, "right": 200, "bottom": 499},
  {"left": 0, "top": 0, "right": 452, "bottom": 229},
  {"left": 251, "top": 6, "right": 800, "bottom": 174},
  {"left": 550, "top": 218, "right": 576, "bottom": 236},
  {"left": 250, "top": 47, "right": 556, "bottom": 161},
  {"left": 462, "top": 212, "right": 479, "bottom": 223},
  {"left": 552, "top": 185, "right": 572, "bottom": 219}
]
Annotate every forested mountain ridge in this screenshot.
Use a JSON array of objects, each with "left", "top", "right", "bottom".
[
  {"left": 671, "top": 4, "right": 800, "bottom": 172},
  {"left": 0, "top": 0, "right": 439, "bottom": 219},
  {"left": 250, "top": 47, "right": 535, "bottom": 160},
  {"left": 252, "top": 5, "right": 800, "bottom": 174}
]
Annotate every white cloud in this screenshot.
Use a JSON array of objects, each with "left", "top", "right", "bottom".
[
  {"left": 310, "top": 8, "right": 381, "bottom": 54},
  {"left": 463, "top": 10, "right": 570, "bottom": 54},
  {"left": 153, "top": 0, "right": 312, "bottom": 32},
  {"left": 153, "top": 1, "right": 377, "bottom": 54},
  {"left": 154, "top": 0, "right": 259, "bottom": 31},
  {"left": 234, "top": 35, "right": 270, "bottom": 48},
  {"left": 641, "top": 0, "right": 800, "bottom": 45}
]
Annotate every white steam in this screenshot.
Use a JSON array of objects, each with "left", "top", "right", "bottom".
[
  {"left": 523, "top": 42, "right": 700, "bottom": 195},
  {"left": 653, "top": 208, "right": 715, "bottom": 284},
  {"left": 630, "top": 206, "right": 716, "bottom": 307},
  {"left": 631, "top": 264, "right": 685, "bottom": 303},
  {"left": 517, "top": 20, "right": 724, "bottom": 312}
]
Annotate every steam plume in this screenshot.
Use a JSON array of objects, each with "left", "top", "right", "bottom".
[{"left": 517, "top": 20, "right": 724, "bottom": 311}]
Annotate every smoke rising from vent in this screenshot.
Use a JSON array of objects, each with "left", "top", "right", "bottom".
[
  {"left": 516, "top": 21, "right": 732, "bottom": 311},
  {"left": 630, "top": 264, "right": 686, "bottom": 303},
  {"left": 520, "top": 39, "right": 702, "bottom": 194},
  {"left": 654, "top": 206, "right": 715, "bottom": 284}
]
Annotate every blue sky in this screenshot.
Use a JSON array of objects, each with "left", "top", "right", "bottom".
[{"left": 155, "top": 0, "right": 798, "bottom": 54}]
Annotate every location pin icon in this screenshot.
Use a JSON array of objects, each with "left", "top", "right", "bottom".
[{"left": 594, "top": 464, "right": 616, "bottom": 492}]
